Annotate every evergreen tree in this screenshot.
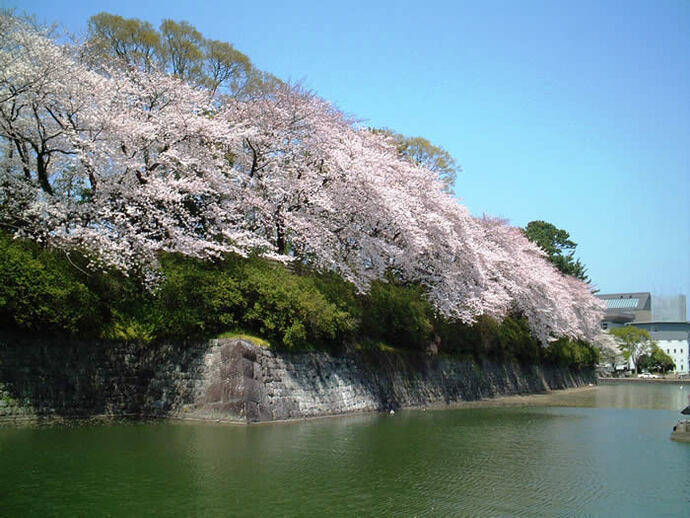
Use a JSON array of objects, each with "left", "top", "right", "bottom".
[{"left": 524, "top": 220, "right": 589, "bottom": 282}]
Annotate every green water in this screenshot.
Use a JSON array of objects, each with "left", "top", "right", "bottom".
[{"left": 1, "top": 383, "right": 688, "bottom": 516}]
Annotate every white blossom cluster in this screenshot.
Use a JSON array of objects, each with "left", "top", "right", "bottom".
[{"left": 0, "top": 14, "right": 604, "bottom": 343}]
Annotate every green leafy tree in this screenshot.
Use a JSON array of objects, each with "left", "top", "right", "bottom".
[
  {"left": 524, "top": 220, "right": 589, "bottom": 282},
  {"left": 372, "top": 129, "right": 459, "bottom": 192},
  {"left": 87, "top": 12, "right": 161, "bottom": 71},
  {"left": 86, "top": 12, "right": 275, "bottom": 99},
  {"left": 638, "top": 344, "right": 675, "bottom": 373},
  {"left": 159, "top": 19, "right": 204, "bottom": 80},
  {"left": 203, "top": 39, "right": 251, "bottom": 97},
  {"left": 610, "top": 326, "right": 653, "bottom": 374},
  {"left": 395, "top": 135, "right": 458, "bottom": 193}
]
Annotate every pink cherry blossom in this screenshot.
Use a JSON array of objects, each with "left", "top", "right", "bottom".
[{"left": 0, "top": 14, "right": 604, "bottom": 342}]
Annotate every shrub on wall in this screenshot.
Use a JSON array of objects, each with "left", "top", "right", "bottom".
[
  {"left": 359, "top": 279, "right": 433, "bottom": 350},
  {"left": 434, "top": 314, "right": 540, "bottom": 364},
  {"left": 100, "top": 255, "right": 244, "bottom": 342},
  {"left": 100, "top": 254, "right": 357, "bottom": 349},
  {"left": 543, "top": 338, "right": 599, "bottom": 369},
  {"left": 236, "top": 258, "right": 356, "bottom": 350},
  {"left": 0, "top": 231, "right": 598, "bottom": 364},
  {"left": 497, "top": 316, "right": 542, "bottom": 364},
  {"left": 0, "top": 234, "right": 104, "bottom": 335}
]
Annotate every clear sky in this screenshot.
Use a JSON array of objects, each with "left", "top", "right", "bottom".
[{"left": 10, "top": 0, "right": 690, "bottom": 317}]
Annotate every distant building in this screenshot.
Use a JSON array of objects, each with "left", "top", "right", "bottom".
[
  {"left": 598, "top": 292, "right": 652, "bottom": 329},
  {"left": 598, "top": 293, "right": 689, "bottom": 374}
]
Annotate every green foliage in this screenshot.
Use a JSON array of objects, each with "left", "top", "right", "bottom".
[
  {"left": 203, "top": 38, "right": 251, "bottom": 96},
  {"left": 237, "top": 258, "right": 355, "bottom": 350},
  {"left": 0, "top": 231, "right": 597, "bottom": 370},
  {"left": 360, "top": 279, "right": 433, "bottom": 350},
  {"left": 609, "top": 326, "right": 651, "bottom": 347},
  {"left": 151, "top": 255, "right": 242, "bottom": 339},
  {"left": 160, "top": 19, "right": 204, "bottom": 79},
  {"left": 395, "top": 135, "right": 458, "bottom": 193},
  {"left": 100, "top": 255, "right": 355, "bottom": 349},
  {"left": 0, "top": 233, "right": 104, "bottom": 335},
  {"left": 434, "top": 315, "right": 484, "bottom": 360},
  {"left": 86, "top": 12, "right": 279, "bottom": 98},
  {"left": 435, "top": 313, "right": 541, "bottom": 364},
  {"left": 638, "top": 343, "right": 675, "bottom": 373},
  {"left": 524, "top": 220, "right": 589, "bottom": 282},
  {"left": 353, "top": 341, "right": 399, "bottom": 353},
  {"left": 371, "top": 128, "right": 459, "bottom": 192},
  {"left": 497, "top": 316, "right": 542, "bottom": 364},
  {"left": 464, "top": 316, "right": 595, "bottom": 370},
  {"left": 0, "top": 233, "right": 355, "bottom": 349},
  {"left": 609, "top": 326, "right": 652, "bottom": 373},
  {"left": 101, "top": 310, "right": 157, "bottom": 343},
  {"left": 87, "top": 12, "right": 160, "bottom": 70},
  {"left": 543, "top": 338, "right": 600, "bottom": 369}
]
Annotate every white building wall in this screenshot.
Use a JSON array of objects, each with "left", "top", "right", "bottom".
[
  {"left": 628, "top": 321, "right": 690, "bottom": 375},
  {"left": 658, "top": 339, "right": 689, "bottom": 374}
]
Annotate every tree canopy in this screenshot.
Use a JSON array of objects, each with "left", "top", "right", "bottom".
[
  {"left": 371, "top": 129, "right": 459, "bottom": 192},
  {"left": 594, "top": 332, "right": 625, "bottom": 370},
  {"left": 86, "top": 12, "right": 273, "bottom": 98},
  {"left": 0, "top": 12, "right": 605, "bottom": 345},
  {"left": 609, "top": 326, "right": 653, "bottom": 374},
  {"left": 524, "top": 220, "right": 589, "bottom": 282},
  {"left": 638, "top": 344, "right": 675, "bottom": 373}
]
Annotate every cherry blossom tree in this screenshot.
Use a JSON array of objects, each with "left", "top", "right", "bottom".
[
  {"left": 473, "top": 216, "right": 604, "bottom": 343},
  {"left": 0, "top": 14, "right": 263, "bottom": 273},
  {"left": 594, "top": 331, "right": 624, "bottom": 370},
  {"left": 0, "top": 13, "right": 604, "bottom": 342}
]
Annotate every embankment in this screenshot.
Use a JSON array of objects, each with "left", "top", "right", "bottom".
[
  {"left": 0, "top": 335, "right": 595, "bottom": 423},
  {"left": 598, "top": 377, "right": 688, "bottom": 385}
]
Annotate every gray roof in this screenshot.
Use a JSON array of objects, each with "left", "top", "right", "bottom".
[
  {"left": 605, "top": 311, "right": 636, "bottom": 323},
  {"left": 597, "top": 292, "right": 651, "bottom": 312}
]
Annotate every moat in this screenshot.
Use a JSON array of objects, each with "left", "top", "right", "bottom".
[{"left": 1, "top": 383, "right": 688, "bottom": 516}]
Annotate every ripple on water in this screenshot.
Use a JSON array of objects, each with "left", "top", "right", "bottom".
[{"left": 1, "top": 385, "right": 689, "bottom": 516}]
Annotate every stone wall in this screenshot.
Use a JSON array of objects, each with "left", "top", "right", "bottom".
[
  {"left": 0, "top": 335, "right": 595, "bottom": 423},
  {"left": 194, "top": 340, "right": 595, "bottom": 422},
  {"left": 0, "top": 333, "right": 208, "bottom": 420}
]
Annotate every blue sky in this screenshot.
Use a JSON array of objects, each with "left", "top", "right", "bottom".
[{"left": 11, "top": 0, "right": 690, "bottom": 316}]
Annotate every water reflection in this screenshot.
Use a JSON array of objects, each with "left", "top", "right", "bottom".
[
  {"left": 592, "top": 382, "right": 690, "bottom": 410},
  {"left": 1, "top": 384, "right": 688, "bottom": 516},
  {"left": 512, "top": 382, "right": 690, "bottom": 411}
]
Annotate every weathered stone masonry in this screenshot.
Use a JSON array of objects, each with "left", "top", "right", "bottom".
[{"left": 0, "top": 335, "right": 595, "bottom": 423}]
